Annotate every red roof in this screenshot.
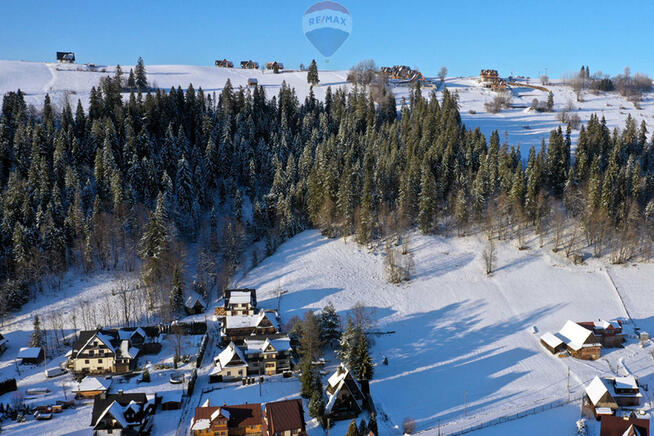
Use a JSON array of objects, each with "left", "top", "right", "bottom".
[
  {"left": 264, "top": 399, "right": 306, "bottom": 435},
  {"left": 601, "top": 415, "right": 649, "bottom": 436},
  {"left": 194, "top": 403, "right": 262, "bottom": 429}
]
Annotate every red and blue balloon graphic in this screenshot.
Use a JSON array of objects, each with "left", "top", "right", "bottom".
[{"left": 303, "top": 1, "right": 352, "bottom": 58}]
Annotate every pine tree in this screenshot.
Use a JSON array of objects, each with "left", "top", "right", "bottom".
[
  {"left": 358, "top": 419, "right": 368, "bottom": 436},
  {"left": 546, "top": 92, "right": 554, "bottom": 112},
  {"left": 170, "top": 265, "right": 184, "bottom": 314},
  {"left": 320, "top": 302, "right": 341, "bottom": 347},
  {"left": 308, "top": 389, "right": 325, "bottom": 419},
  {"left": 353, "top": 328, "right": 374, "bottom": 380},
  {"left": 299, "top": 356, "right": 315, "bottom": 398},
  {"left": 135, "top": 57, "right": 148, "bottom": 91},
  {"left": 337, "top": 319, "right": 358, "bottom": 368},
  {"left": 307, "top": 60, "right": 320, "bottom": 86},
  {"left": 418, "top": 162, "right": 437, "bottom": 233},
  {"left": 368, "top": 413, "right": 379, "bottom": 436},
  {"left": 31, "top": 315, "right": 44, "bottom": 348},
  {"left": 127, "top": 69, "right": 136, "bottom": 90}
]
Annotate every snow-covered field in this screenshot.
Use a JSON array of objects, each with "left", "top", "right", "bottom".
[
  {"left": 235, "top": 230, "right": 654, "bottom": 435},
  {"left": 2, "top": 59, "right": 654, "bottom": 154}
]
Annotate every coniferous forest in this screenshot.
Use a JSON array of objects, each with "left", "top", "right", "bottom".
[{"left": 1, "top": 66, "right": 654, "bottom": 320}]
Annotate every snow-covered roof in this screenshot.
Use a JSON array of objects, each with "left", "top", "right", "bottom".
[
  {"left": 125, "top": 400, "right": 140, "bottom": 415},
  {"left": 615, "top": 375, "right": 638, "bottom": 391},
  {"left": 540, "top": 332, "right": 563, "bottom": 349},
  {"left": 94, "top": 333, "right": 116, "bottom": 353},
  {"left": 558, "top": 321, "right": 596, "bottom": 351},
  {"left": 17, "top": 347, "right": 42, "bottom": 359},
  {"left": 210, "top": 407, "right": 230, "bottom": 421},
  {"left": 95, "top": 401, "right": 128, "bottom": 429},
  {"left": 191, "top": 418, "right": 211, "bottom": 431},
  {"left": 161, "top": 391, "right": 183, "bottom": 403},
  {"left": 75, "top": 376, "right": 111, "bottom": 392},
  {"left": 118, "top": 327, "right": 146, "bottom": 341},
  {"left": 244, "top": 337, "right": 291, "bottom": 354},
  {"left": 119, "top": 340, "right": 139, "bottom": 359},
  {"left": 225, "top": 315, "right": 259, "bottom": 329},
  {"left": 595, "top": 407, "right": 613, "bottom": 415},
  {"left": 585, "top": 376, "right": 609, "bottom": 405},
  {"left": 201, "top": 398, "right": 210, "bottom": 407},
  {"left": 214, "top": 342, "right": 248, "bottom": 371},
  {"left": 185, "top": 293, "right": 206, "bottom": 309},
  {"left": 228, "top": 291, "right": 252, "bottom": 304}
]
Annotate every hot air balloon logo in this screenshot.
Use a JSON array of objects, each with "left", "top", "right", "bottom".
[{"left": 302, "top": 1, "right": 352, "bottom": 58}]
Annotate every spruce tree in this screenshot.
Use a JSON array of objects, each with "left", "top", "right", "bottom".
[
  {"left": 320, "top": 302, "right": 341, "bottom": 347},
  {"left": 299, "top": 356, "right": 315, "bottom": 398},
  {"left": 127, "top": 69, "right": 136, "bottom": 90},
  {"left": 308, "top": 389, "right": 325, "bottom": 419},
  {"left": 31, "top": 315, "right": 44, "bottom": 348},
  {"left": 418, "top": 162, "right": 437, "bottom": 233},
  {"left": 307, "top": 60, "right": 319, "bottom": 86},
  {"left": 353, "top": 328, "right": 374, "bottom": 380},
  {"left": 135, "top": 57, "right": 148, "bottom": 91},
  {"left": 170, "top": 265, "right": 184, "bottom": 314}
]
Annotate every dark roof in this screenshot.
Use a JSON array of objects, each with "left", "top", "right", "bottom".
[
  {"left": 601, "top": 415, "right": 650, "bottom": 436},
  {"left": 194, "top": 403, "right": 262, "bottom": 428},
  {"left": 265, "top": 399, "right": 305, "bottom": 434},
  {"left": 56, "top": 51, "right": 75, "bottom": 60},
  {"left": 91, "top": 393, "right": 148, "bottom": 426}
]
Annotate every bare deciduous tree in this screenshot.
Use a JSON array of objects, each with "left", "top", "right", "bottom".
[{"left": 482, "top": 238, "right": 496, "bottom": 275}]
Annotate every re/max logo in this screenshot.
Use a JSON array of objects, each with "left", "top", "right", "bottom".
[{"left": 308, "top": 15, "right": 347, "bottom": 26}]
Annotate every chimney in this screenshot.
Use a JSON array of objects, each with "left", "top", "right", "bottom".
[{"left": 118, "top": 389, "right": 124, "bottom": 395}]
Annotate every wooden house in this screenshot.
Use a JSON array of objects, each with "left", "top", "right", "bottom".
[
  {"left": 224, "top": 289, "right": 257, "bottom": 316},
  {"left": 380, "top": 65, "right": 425, "bottom": 82},
  {"left": 209, "top": 342, "right": 248, "bottom": 382},
  {"left": 479, "top": 69, "right": 507, "bottom": 90},
  {"left": 223, "top": 311, "right": 279, "bottom": 344},
  {"left": 584, "top": 376, "right": 619, "bottom": 419},
  {"left": 240, "top": 60, "right": 259, "bottom": 69},
  {"left": 185, "top": 293, "right": 206, "bottom": 315},
  {"left": 160, "top": 391, "right": 183, "bottom": 410},
  {"left": 557, "top": 320, "right": 601, "bottom": 360},
  {"left": 17, "top": 347, "right": 44, "bottom": 365},
  {"left": 244, "top": 337, "right": 292, "bottom": 376},
  {"left": 578, "top": 320, "right": 624, "bottom": 348},
  {"left": 56, "top": 51, "right": 75, "bottom": 63},
  {"left": 540, "top": 331, "right": 565, "bottom": 354},
  {"left": 608, "top": 375, "right": 642, "bottom": 407},
  {"left": 600, "top": 415, "right": 650, "bottom": 436},
  {"left": 90, "top": 392, "right": 154, "bottom": 436},
  {"left": 215, "top": 59, "right": 234, "bottom": 68},
  {"left": 190, "top": 400, "right": 263, "bottom": 436},
  {"left": 70, "top": 329, "right": 141, "bottom": 375},
  {"left": 264, "top": 399, "right": 306, "bottom": 436},
  {"left": 73, "top": 376, "right": 112, "bottom": 399},
  {"left": 325, "top": 363, "right": 365, "bottom": 421},
  {"left": 265, "top": 61, "right": 284, "bottom": 71},
  {"left": 248, "top": 78, "right": 258, "bottom": 87}
]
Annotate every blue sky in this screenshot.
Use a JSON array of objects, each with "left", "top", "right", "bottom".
[{"left": 1, "top": 0, "right": 653, "bottom": 78}]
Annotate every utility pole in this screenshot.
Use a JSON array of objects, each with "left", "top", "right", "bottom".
[{"left": 464, "top": 390, "right": 468, "bottom": 417}]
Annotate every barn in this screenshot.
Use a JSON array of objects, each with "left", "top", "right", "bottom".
[
  {"left": 17, "top": 347, "right": 44, "bottom": 365},
  {"left": 540, "top": 331, "right": 565, "bottom": 354},
  {"left": 558, "top": 320, "right": 601, "bottom": 360}
]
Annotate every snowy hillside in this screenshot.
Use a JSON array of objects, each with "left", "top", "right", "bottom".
[
  {"left": 2, "top": 60, "right": 654, "bottom": 154},
  {"left": 236, "top": 230, "right": 654, "bottom": 435}
]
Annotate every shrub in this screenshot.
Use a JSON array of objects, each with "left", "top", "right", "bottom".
[{"left": 484, "top": 92, "right": 512, "bottom": 114}]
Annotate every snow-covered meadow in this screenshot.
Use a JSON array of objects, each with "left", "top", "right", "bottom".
[
  {"left": 236, "top": 229, "right": 654, "bottom": 435},
  {"left": 2, "top": 59, "right": 654, "bottom": 156}
]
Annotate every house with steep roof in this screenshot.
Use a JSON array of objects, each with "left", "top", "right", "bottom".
[
  {"left": 223, "top": 289, "right": 258, "bottom": 317},
  {"left": 185, "top": 293, "right": 207, "bottom": 315},
  {"left": 264, "top": 399, "right": 306, "bottom": 436},
  {"left": 244, "top": 336, "right": 292, "bottom": 376},
  {"left": 70, "top": 329, "right": 143, "bottom": 374},
  {"left": 558, "top": 320, "right": 601, "bottom": 360},
  {"left": 223, "top": 311, "right": 280, "bottom": 344},
  {"left": 607, "top": 375, "right": 643, "bottom": 407},
  {"left": 209, "top": 342, "right": 248, "bottom": 382},
  {"left": 584, "top": 376, "right": 619, "bottom": 419},
  {"left": 325, "top": 363, "right": 366, "bottom": 421},
  {"left": 578, "top": 319, "right": 624, "bottom": 347},
  {"left": 90, "top": 392, "right": 154, "bottom": 435},
  {"left": 600, "top": 415, "right": 650, "bottom": 436},
  {"left": 190, "top": 400, "right": 263, "bottom": 436}
]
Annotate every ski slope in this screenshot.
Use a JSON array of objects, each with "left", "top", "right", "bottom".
[
  {"left": 2, "top": 59, "right": 653, "bottom": 154},
  {"left": 236, "top": 230, "right": 654, "bottom": 434}
]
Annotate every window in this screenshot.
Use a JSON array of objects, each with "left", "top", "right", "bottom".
[
  {"left": 226, "top": 371, "right": 231, "bottom": 376},
  {"left": 98, "top": 359, "right": 103, "bottom": 363},
  {"left": 85, "top": 359, "right": 90, "bottom": 364},
  {"left": 238, "top": 370, "right": 242, "bottom": 375}
]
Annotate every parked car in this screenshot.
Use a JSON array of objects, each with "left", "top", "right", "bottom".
[{"left": 169, "top": 372, "right": 184, "bottom": 384}]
